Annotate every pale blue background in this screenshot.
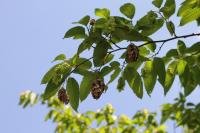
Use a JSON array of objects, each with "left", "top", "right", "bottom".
[{"left": 0, "top": 0, "right": 200, "bottom": 132}]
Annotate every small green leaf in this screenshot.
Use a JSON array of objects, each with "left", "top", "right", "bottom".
[
  {"left": 41, "top": 64, "right": 60, "bottom": 84},
  {"left": 75, "top": 15, "right": 90, "bottom": 26},
  {"left": 117, "top": 76, "right": 125, "bottom": 92},
  {"left": 142, "top": 60, "right": 157, "bottom": 95},
  {"left": 107, "top": 68, "right": 121, "bottom": 85},
  {"left": 100, "top": 66, "right": 113, "bottom": 77},
  {"left": 152, "top": 0, "right": 163, "bottom": 8},
  {"left": 166, "top": 21, "right": 175, "bottom": 36},
  {"left": 52, "top": 54, "right": 66, "bottom": 62},
  {"left": 166, "top": 49, "right": 178, "bottom": 58},
  {"left": 64, "top": 26, "right": 86, "bottom": 39},
  {"left": 154, "top": 57, "right": 166, "bottom": 86},
  {"left": 120, "top": 3, "right": 135, "bottom": 19},
  {"left": 146, "top": 42, "right": 156, "bottom": 52},
  {"left": 93, "top": 40, "right": 110, "bottom": 66},
  {"left": 164, "top": 61, "right": 177, "bottom": 95},
  {"left": 77, "top": 37, "right": 94, "bottom": 55},
  {"left": 124, "top": 67, "right": 143, "bottom": 98},
  {"left": 67, "top": 78, "right": 80, "bottom": 111},
  {"left": 177, "top": 59, "right": 187, "bottom": 75},
  {"left": 160, "top": 0, "right": 176, "bottom": 18},
  {"left": 191, "top": 66, "right": 200, "bottom": 85},
  {"left": 177, "top": 40, "right": 186, "bottom": 56},
  {"left": 180, "top": 8, "right": 200, "bottom": 26},
  {"left": 95, "top": 8, "right": 110, "bottom": 19},
  {"left": 79, "top": 75, "right": 94, "bottom": 101},
  {"left": 43, "top": 80, "right": 60, "bottom": 100}
]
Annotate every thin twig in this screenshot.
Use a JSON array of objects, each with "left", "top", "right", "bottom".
[
  {"left": 68, "top": 32, "right": 200, "bottom": 75},
  {"left": 139, "top": 32, "right": 200, "bottom": 48},
  {"left": 151, "top": 42, "right": 165, "bottom": 58}
]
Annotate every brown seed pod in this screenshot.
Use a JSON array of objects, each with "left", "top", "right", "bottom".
[
  {"left": 125, "top": 43, "right": 139, "bottom": 63},
  {"left": 57, "top": 87, "right": 69, "bottom": 104},
  {"left": 90, "top": 19, "right": 96, "bottom": 26},
  {"left": 91, "top": 77, "right": 105, "bottom": 99}
]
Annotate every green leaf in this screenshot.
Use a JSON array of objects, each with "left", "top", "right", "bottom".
[
  {"left": 120, "top": 3, "right": 135, "bottom": 19},
  {"left": 77, "top": 37, "right": 94, "bottom": 55},
  {"left": 191, "top": 65, "right": 200, "bottom": 85},
  {"left": 67, "top": 78, "right": 79, "bottom": 111},
  {"left": 177, "top": 40, "right": 186, "bottom": 55},
  {"left": 41, "top": 64, "right": 60, "bottom": 84},
  {"left": 117, "top": 76, "right": 125, "bottom": 92},
  {"left": 93, "top": 40, "right": 110, "bottom": 66},
  {"left": 43, "top": 80, "right": 60, "bottom": 100},
  {"left": 146, "top": 42, "right": 156, "bottom": 52},
  {"left": 166, "top": 49, "right": 178, "bottom": 58},
  {"left": 100, "top": 66, "right": 113, "bottom": 77},
  {"left": 64, "top": 26, "right": 87, "bottom": 39},
  {"left": 180, "top": 8, "right": 200, "bottom": 26},
  {"left": 95, "top": 8, "right": 110, "bottom": 19},
  {"left": 75, "top": 15, "right": 90, "bottom": 26},
  {"left": 152, "top": 0, "right": 163, "bottom": 8},
  {"left": 107, "top": 68, "right": 121, "bottom": 85},
  {"left": 124, "top": 67, "right": 143, "bottom": 98},
  {"left": 142, "top": 60, "right": 157, "bottom": 95},
  {"left": 177, "top": 59, "right": 187, "bottom": 75},
  {"left": 166, "top": 21, "right": 175, "bottom": 36},
  {"left": 139, "top": 46, "right": 150, "bottom": 56},
  {"left": 72, "top": 57, "right": 92, "bottom": 69},
  {"left": 160, "top": 0, "right": 176, "bottom": 18},
  {"left": 154, "top": 57, "right": 166, "bottom": 86},
  {"left": 79, "top": 75, "right": 94, "bottom": 101},
  {"left": 112, "top": 27, "right": 149, "bottom": 42},
  {"left": 52, "top": 54, "right": 66, "bottom": 62},
  {"left": 164, "top": 61, "right": 177, "bottom": 95}
]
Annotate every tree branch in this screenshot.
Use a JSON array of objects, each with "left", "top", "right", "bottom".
[
  {"left": 139, "top": 32, "right": 200, "bottom": 48},
  {"left": 68, "top": 32, "right": 200, "bottom": 75}
]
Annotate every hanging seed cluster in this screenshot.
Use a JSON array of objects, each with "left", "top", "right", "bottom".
[
  {"left": 91, "top": 77, "right": 106, "bottom": 100},
  {"left": 57, "top": 88, "right": 69, "bottom": 104},
  {"left": 90, "top": 19, "right": 96, "bottom": 26},
  {"left": 125, "top": 43, "right": 139, "bottom": 63}
]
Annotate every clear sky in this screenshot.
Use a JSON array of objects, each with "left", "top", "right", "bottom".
[{"left": 0, "top": 0, "right": 200, "bottom": 132}]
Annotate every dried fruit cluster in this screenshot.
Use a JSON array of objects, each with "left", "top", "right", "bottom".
[
  {"left": 125, "top": 43, "right": 139, "bottom": 63},
  {"left": 91, "top": 77, "right": 106, "bottom": 100},
  {"left": 57, "top": 87, "right": 69, "bottom": 104}
]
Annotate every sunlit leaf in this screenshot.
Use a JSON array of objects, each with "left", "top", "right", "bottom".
[
  {"left": 95, "top": 8, "right": 110, "bottom": 19},
  {"left": 120, "top": 3, "right": 135, "bottom": 19}
]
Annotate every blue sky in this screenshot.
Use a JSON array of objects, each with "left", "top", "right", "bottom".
[{"left": 0, "top": 0, "right": 200, "bottom": 132}]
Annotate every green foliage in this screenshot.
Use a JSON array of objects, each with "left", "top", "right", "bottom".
[
  {"left": 39, "top": 0, "right": 200, "bottom": 110},
  {"left": 18, "top": 1, "right": 200, "bottom": 132}
]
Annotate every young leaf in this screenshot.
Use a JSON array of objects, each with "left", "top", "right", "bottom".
[
  {"left": 52, "top": 54, "right": 66, "bottom": 62},
  {"left": 95, "top": 8, "right": 110, "bottom": 19},
  {"left": 75, "top": 15, "right": 90, "bottom": 26},
  {"left": 120, "top": 3, "right": 135, "bottom": 19},
  {"left": 166, "top": 21, "right": 175, "bottom": 36},
  {"left": 152, "top": 0, "right": 163, "bottom": 8},
  {"left": 154, "top": 57, "right": 166, "bottom": 86},
  {"left": 177, "top": 40, "right": 186, "bottom": 56},
  {"left": 124, "top": 67, "right": 143, "bottom": 98},
  {"left": 43, "top": 80, "right": 60, "bottom": 100},
  {"left": 93, "top": 40, "right": 110, "bottom": 66},
  {"left": 64, "top": 26, "right": 87, "bottom": 39},
  {"left": 117, "top": 76, "right": 125, "bottom": 92},
  {"left": 107, "top": 68, "right": 121, "bottom": 85},
  {"left": 160, "top": 0, "right": 176, "bottom": 18},
  {"left": 79, "top": 75, "right": 94, "bottom": 101},
  {"left": 164, "top": 61, "right": 177, "bottom": 95},
  {"left": 67, "top": 78, "right": 80, "bottom": 111},
  {"left": 142, "top": 60, "right": 157, "bottom": 95},
  {"left": 41, "top": 64, "right": 60, "bottom": 84},
  {"left": 177, "top": 59, "right": 187, "bottom": 75},
  {"left": 180, "top": 8, "right": 200, "bottom": 26}
]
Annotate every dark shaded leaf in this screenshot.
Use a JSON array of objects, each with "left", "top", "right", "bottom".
[
  {"left": 160, "top": 0, "right": 176, "bottom": 18},
  {"left": 67, "top": 78, "right": 79, "bottom": 111},
  {"left": 152, "top": 0, "right": 163, "bottom": 8}
]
